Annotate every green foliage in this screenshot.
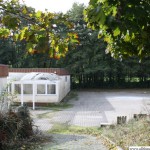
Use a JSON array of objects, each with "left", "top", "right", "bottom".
[
  {"left": 0, "top": 89, "right": 36, "bottom": 149},
  {"left": 51, "top": 3, "right": 150, "bottom": 89},
  {"left": 84, "top": 0, "right": 150, "bottom": 58},
  {"left": 49, "top": 123, "right": 102, "bottom": 136},
  {"left": 0, "top": 0, "right": 79, "bottom": 58},
  {"left": 0, "top": 107, "right": 34, "bottom": 149}
]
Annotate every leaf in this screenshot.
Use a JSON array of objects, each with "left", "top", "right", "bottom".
[
  {"left": 138, "top": 44, "right": 143, "bottom": 56},
  {"left": 0, "top": 28, "right": 10, "bottom": 38},
  {"left": 26, "top": 43, "right": 33, "bottom": 53},
  {"left": 19, "top": 30, "right": 25, "bottom": 40},
  {"left": 13, "top": 34, "right": 19, "bottom": 41},
  {"left": 113, "top": 27, "right": 120, "bottom": 36},
  {"left": 97, "top": 0, "right": 106, "bottom": 3},
  {"left": 55, "top": 45, "right": 59, "bottom": 52},
  {"left": 112, "top": 6, "right": 117, "bottom": 16},
  {"left": 35, "top": 11, "right": 42, "bottom": 18},
  {"left": 22, "top": 6, "right": 27, "bottom": 14},
  {"left": 89, "top": 0, "right": 97, "bottom": 6},
  {"left": 70, "top": 38, "right": 79, "bottom": 44},
  {"left": 104, "top": 35, "right": 112, "bottom": 43},
  {"left": 124, "top": 34, "right": 130, "bottom": 42}
]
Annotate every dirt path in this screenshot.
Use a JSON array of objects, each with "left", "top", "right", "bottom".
[{"left": 37, "top": 134, "right": 108, "bottom": 150}]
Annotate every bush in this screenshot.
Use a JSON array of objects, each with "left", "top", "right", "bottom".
[
  {"left": 0, "top": 106, "right": 34, "bottom": 149},
  {"left": 0, "top": 89, "right": 34, "bottom": 149}
]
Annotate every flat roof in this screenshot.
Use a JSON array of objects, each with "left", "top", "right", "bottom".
[
  {"left": 9, "top": 68, "right": 70, "bottom": 75},
  {"left": 0, "top": 64, "right": 8, "bottom": 77}
]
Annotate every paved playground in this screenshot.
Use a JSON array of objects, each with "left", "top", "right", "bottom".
[{"left": 31, "top": 89, "right": 150, "bottom": 130}]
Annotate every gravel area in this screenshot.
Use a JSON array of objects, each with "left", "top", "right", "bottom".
[{"left": 37, "top": 134, "right": 108, "bottom": 150}]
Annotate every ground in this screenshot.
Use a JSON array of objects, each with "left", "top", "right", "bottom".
[{"left": 30, "top": 89, "right": 150, "bottom": 150}]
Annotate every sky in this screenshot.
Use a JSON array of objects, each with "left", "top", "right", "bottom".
[{"left": 21, "top": 0, "right": 90, "bottom": 13}]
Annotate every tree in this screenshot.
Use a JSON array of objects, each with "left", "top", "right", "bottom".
[
  {"left": 56, "top": 3, "right": 111, "bottom": 88},
  {"left": 84, "top": 0, "right": 150, "bottom": 58},
  {"left": 0, "top": 0, "right": 78, "bottom": 58}
]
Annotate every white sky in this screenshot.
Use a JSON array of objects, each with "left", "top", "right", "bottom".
[{"left": 21, "top": 0, "right": 89, "bottom": 13}]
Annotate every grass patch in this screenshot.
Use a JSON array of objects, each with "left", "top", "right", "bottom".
[
  {"left": 43, "top": 103, "right": 73, "bottom": 111},
  {"left": 48, "top": 123, "right": 102, "bottom": 136},
  {"left": 37, "top": 112, "right": 56, "bottom": 119},
  {"left": 102, "top": 117, "right": 150, "bottom": 150}
]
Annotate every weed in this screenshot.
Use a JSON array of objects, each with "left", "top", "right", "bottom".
[
  {"left": 37, "top": 112, "right": 56, "bottom": 119},
  {"left": 102, "top": 117, "right": 150, "bottom": 150},
  {"left": 49, "top": 123, "right": 102, "bottom": 136}
]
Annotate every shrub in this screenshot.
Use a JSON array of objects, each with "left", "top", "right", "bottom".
[
  {"left": 0, "top": 89, "right": 34, "bottom": 149},
  {"left": 0, "top": 106, "right": 34, "bottom": 149}
]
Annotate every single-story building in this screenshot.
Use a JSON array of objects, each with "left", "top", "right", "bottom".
[{"left": 7, "top": 68, "right": 70, "bottom": 109}]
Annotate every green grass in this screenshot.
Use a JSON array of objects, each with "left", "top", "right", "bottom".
[
  {"left": 102, "top": 117, "right": 150, "bottom": 150},
  {"left": 48, "top": 123, "right": 102, "bottom": 136},
  {"left": 41, "top": 103, "right": 73, "bottom": 111},
  {"left": 37, "top": 111, "right": 56, "bottom": 119}
]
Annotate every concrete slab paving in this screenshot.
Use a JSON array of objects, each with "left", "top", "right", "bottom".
[
  {"left": 50, "top": 90, "right": 150, "bottom": 126},
  {"left": 31, "top": 89, "right": 150, "bottom": 129}
]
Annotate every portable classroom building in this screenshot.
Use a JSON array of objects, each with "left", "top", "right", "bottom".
[{"left": 7, "top": 68, "right": 70, "bottom": 108}]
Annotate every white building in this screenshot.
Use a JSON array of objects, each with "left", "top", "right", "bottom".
[
  {"left": 0, "top": 64, "right": 9, "bottom": 112},
  {"left": 0, "top": 64, "right": 8, "bottom": 94},
  {"left": 7, "top": 68, "right": 70, "bottom": 109}
]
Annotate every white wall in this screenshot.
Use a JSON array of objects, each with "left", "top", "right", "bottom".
[
  {"left": 59, "top": 75, "right": 70, "bottom": 100},
  {"left": 11, "top": 80, "right": 62, "bottom": 103},
  {"left": 0, "top": 78, "right": 7, "bottom": 94},
  {"left": 0, "top": 77, "right": 8, "bottom": 113},
  {"left": 16, "top": 95, "right": 60, "bottom": 103}
]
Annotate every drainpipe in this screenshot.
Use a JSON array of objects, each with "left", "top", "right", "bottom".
[
  {"left": 21, "top": 83, "right": 23, "bottom": 106},
  {"left": 32, "top": 83, "right": 35, "bottom": 110}
]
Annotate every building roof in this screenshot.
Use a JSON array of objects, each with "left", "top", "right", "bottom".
[
  {"left": 9, "top": 68, "right": 70, "bottom": 75},
  {"left": 8, "top": 72, "right": 60, "bottom": 81},
  {"left": 0, "top": 64, "right": 8, "bottom": 77},
  {"left": 21, "top": 72, "right": 59, "bottom": 81}
]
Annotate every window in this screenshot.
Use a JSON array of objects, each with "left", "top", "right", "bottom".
[
  {"left": 47, "top": 84, "right": 56, "bottom": 94},
  {"left": 14, "top": 84, "right": 21, "bottom": 94},
  {"left": 23, "top": 84, "right": 33, "bottom": 94},
  {"left": 37, "top": 84, "right": 45, "bottom": 94}
]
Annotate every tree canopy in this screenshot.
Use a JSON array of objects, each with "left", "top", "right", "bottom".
[
  {"left": 84, "top": 0, "right": 150, "bottom": 58},
  {"left": 0, "top": 0, "right": 79, "bottom": 58},
  {"left": 1, "top": 2, "right": 150, "bottom": 89}
]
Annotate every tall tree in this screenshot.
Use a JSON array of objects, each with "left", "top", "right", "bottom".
[
  {"left": 84, "top": 0, "right": 150, "bottom": 58},
  {"left": 57, "top": 3, "right": 111, "bottom": 88},
  {"left": 0, "top": 0, "right": 78, "bottom": 58}
]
